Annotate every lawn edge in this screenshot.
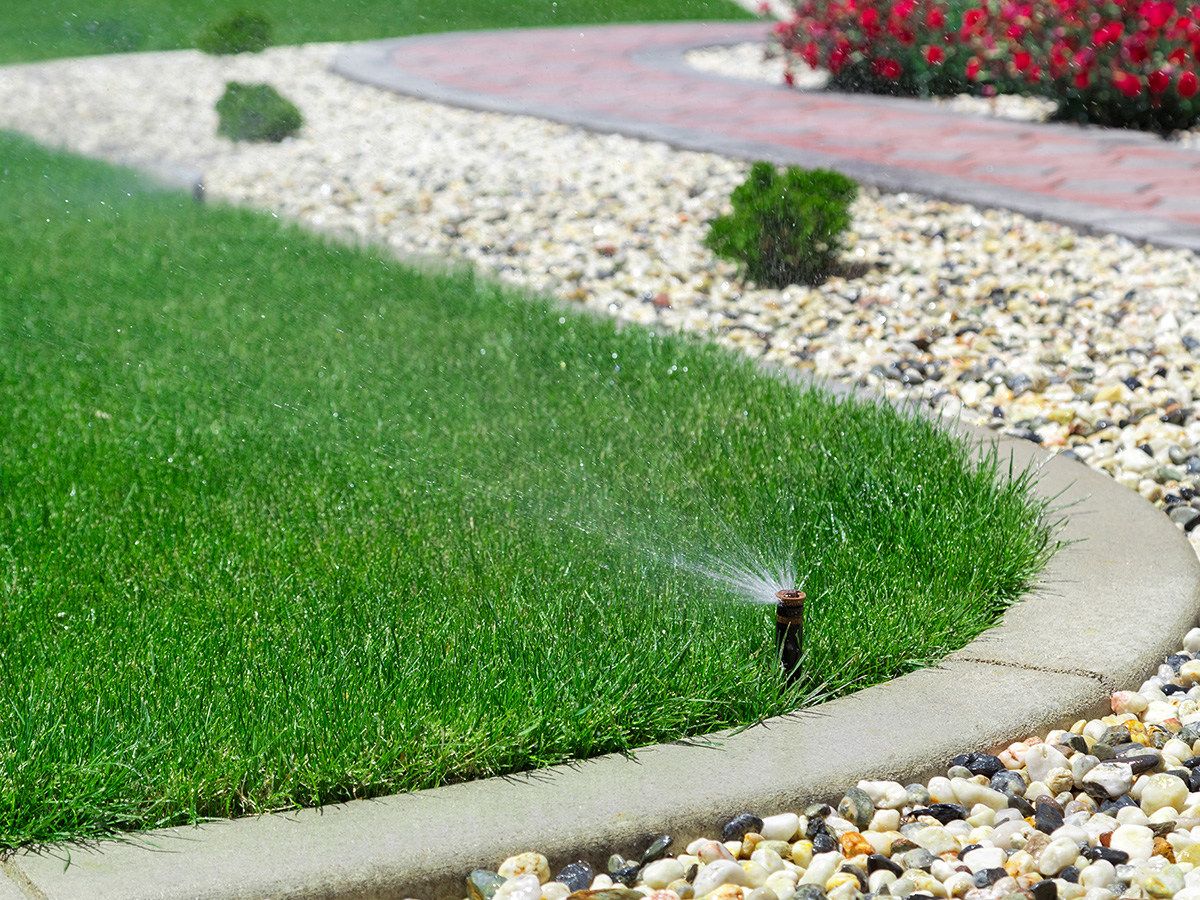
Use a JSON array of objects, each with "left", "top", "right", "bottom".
[{"left": 5, "top": 408, "right": 1196, "bottom": 900}]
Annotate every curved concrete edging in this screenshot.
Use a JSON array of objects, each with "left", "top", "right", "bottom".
[{"left": 3, "top": 396, "right": 1197, "bottom": 900}]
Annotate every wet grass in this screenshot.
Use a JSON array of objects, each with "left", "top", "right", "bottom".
[
  {"left": 0, "top": 129, "right": 1057, "bottom": 848},
  {"left": 0, "top": 0, "right": 1055, "bottom": 848},
  {"left": 1, "top": 0, "right": 754, "bottom": 65}
]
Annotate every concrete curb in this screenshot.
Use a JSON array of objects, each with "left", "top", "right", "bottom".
[{"left": 4, "top": 409, "right": 1197, "bottom": 899}]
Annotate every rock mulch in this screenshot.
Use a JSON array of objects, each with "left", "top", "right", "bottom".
[{"left": 473, "top": 630, "right": 1200, "bottom": 900}]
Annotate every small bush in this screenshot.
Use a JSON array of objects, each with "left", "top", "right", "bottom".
[
  {"left": 196, "top": 10, "right": 272, "bottom": 55},
  {"left": 215, "top": 82, "right": 302, "bottom": 143},
  {"left": 705, "top": 162, "right": 857, "bottom": 288}
]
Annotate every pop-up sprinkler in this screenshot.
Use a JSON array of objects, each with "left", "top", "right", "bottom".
[{"left": 775, "top": 589, "right": 805, "bottom": 684}]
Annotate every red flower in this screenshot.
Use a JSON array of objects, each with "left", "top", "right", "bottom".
[
  {"left": 871, "top": 56, "right": 903, "bottom": 79},
  {"left": 829, "top": 45, "right": 851, "bottom": 74},
  {"left": 784, "top": 69, "right": 796, "bottom": 86},
  {"left": 1169, "top": 47, "right": 1189, "bottom": 66},
  {"left": 1148, "top": 68, "right": 1171, "bottom": 92},
  {"left": 860, "top": 8, "right": 879, "bottom": 29},
  {"left": 893, "top": 0, "right": 917, "bottom": 19},
  {"left": 1013, "top": 50, "right": 1032, "bottom": 71},
  {"left": 1127, "top": 37, "right": 1151, "bottom": 64},
  {"left": 963, "top": 8, "right": 986, "bottom": 31},
  {"left": 1181, "top": 70, "right": 1200, "bottom": 96},
  {"left": 1093, "top": 21, "right": 1124, "bottom": 45},
  {"left": 1140, "top": 1, "right": 1174, "bottom": 29},
  {"left": 924, "top": 44, "right": 946, "bottom": 64},
  {"left": 966, "top": 56, "right": 983, "bottom": 79},
  {"left": 1074, "top": 70, "right": 1091, "bottom": 88},
  {"left": 1112, "top": 69, "right": 1143, "bottom": 96},
  {"left": 800, "top": 41, "right": 820, "bottom": 67},
  {"left": 926, "top": 6, "right": 946, "bottom": 29}
]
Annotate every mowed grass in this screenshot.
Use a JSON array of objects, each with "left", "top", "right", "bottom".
[
  {"left": 1, "top": 0, "right": 754, "bottom": 64},
  {"left": 0, "top": 0, "right": 1054, "bottom": 847},
  {"left": 0, "top": 130, "right": 1056, "bottom": 847}
]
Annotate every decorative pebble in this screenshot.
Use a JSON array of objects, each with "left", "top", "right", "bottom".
[
  {"left": 469, "top": 870, "right": 507, "bottom": 900},
  {"left": 495, "top": 874, "right": 542, "bottom": 900},
  {"left": 556, "top": 863, "right": 594, "bottom": 894},
  {"left": 722, "top": 814, "right": 764, "bottom": 843},
  {"left": 692, "top": 859, "right": 749, "bottom": 897},
  {"left": 758, "top": 813, "right": 799, "bottom": 842},
  {"left": 641, "top": 860, "right": 685, "bottom": 891},
  {"left": 499, "top": 854, "right": 551, "bottom": 884}
]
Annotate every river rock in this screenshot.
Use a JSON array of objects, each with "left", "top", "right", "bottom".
[
  {"left": 837, "top": 787, "right": 874, "bottom": 832},
  {"left": 495, "top": 874, "right": 542, "bottom": 900},
  {"left": 557, "top": 864, "right": 594, "bottom": 893},
  {"left": 500, "top": 853, "right": 551, "bottom": 884},
  {"left": 641, "top": 859, "right": 685, "bottom": 890},
  {"left": 723, "top": 814, "right": 764, "bottom": 843},
  {"left": 693, "top": 860, "right": 750, "bottom": 897},
  {"left": 857, "top": 780, "right": 909, "bottom": 810},
  {"left": 468, "top": 870, "right": 507, "bottom": 900},
  {"left": 759, "top": 813, "right": 799, "bottom": 842},
  {"left": 1026, "top": 745, "right": 1070, "bottom": 784},
  {"left": 1140, "top": 773, "right": 1189, "bottom": 813},
  {"left": 1037, "top": 836, "right": 1080, "bottom": 875},
  {"left": 1110, "top": 823, "right": 1155, "bottom": 861},
  {"left": 1082, "top": 762, "right": 1135, "bottom": 799}
]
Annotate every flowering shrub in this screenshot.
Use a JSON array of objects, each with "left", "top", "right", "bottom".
[
  {"left": 779, "top": 0, "right": 976, "bottom": 95},
  {"left": 780, "top": 0, "right": 1200, "bottom": 133}
]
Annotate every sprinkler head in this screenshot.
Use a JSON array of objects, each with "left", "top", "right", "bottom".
[{"left": 775, "top": 589, "right": 805, "bottom": 684}]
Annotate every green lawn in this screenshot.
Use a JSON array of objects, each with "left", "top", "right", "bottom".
[
  {"left": 0, "top": 0, "right": 1054, "bottom": 848},
  {"left": 2, "top": 0, "right": 754, "bottom": 64}
]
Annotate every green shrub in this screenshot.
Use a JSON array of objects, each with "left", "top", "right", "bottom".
[
  {"left": 705, "top": 162, "right": 858, "bottom": 288},
  {"left": 196, "top": 11, "right": 272, "bottom": 55},
  {"left": 216, "top": 82, "right": 302, "bottom": 143}
]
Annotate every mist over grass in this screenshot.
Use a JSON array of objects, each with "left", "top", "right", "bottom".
[{"left": 0, "top": 132, "right": 1055, "bottom": 846}]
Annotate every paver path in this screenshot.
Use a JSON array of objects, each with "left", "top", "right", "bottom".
[{"left": 334, "top": 21, "right": 1200, "bottom": 250}]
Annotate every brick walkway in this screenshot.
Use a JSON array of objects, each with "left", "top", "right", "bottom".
[{"left": 333, "top": 21, "right": 1200, "bottom": 251}]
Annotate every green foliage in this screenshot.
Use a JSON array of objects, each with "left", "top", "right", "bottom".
[
  {"left": 1051, "top": 86, "right": 1200, "bottom": 137},
  {"left": 196, "top": 10, "right": 272, "bottom": 55},
  {"left": 705, "top": 162, "right": 858, "bottom": 288},
  {"left": 215, "top": 81, "right": 302, "bottom": 143}
]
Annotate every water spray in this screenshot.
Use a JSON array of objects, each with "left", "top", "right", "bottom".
[{"left": 774, "top": 589, "right": 805, "bottom": 684}]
